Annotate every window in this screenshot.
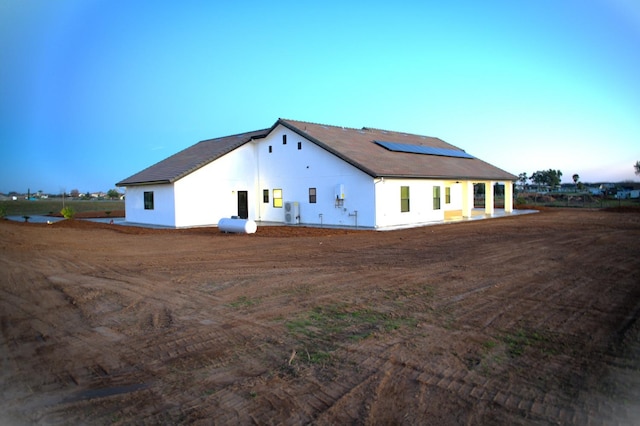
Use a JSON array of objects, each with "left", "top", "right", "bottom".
[
  {"left": 445, "top": 186, "right": 451, "bottom": 204},
  {"left": 273, "top": 189, "right": 283, "bottom": 208},
  {"left": 433, "top": 186, "right": 441, "bottom": 210},
  {"left": 263, "top": 189, "right": 269, "bottom": 203},
  {"left": 144, "top": 191, "right": 154, "bottom": 210},
  {"left": 400, "top": 186, "right": 410, "bottom": 212},
  {"left": 282, "top": 134, "right": 287, "bottom": 144},
  {"left": 297, "top": 141, "right": 302, "bottom": 150},
  {"left": 309, "top": 188, "right": 317, "bottom": 203},
  {"left": 268, "top": 145, "right": 272, "bottom": 153}
]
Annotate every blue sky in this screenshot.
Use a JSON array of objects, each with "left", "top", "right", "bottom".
[{"left": 1, "top": 0, "right": 639, "bottom": 194}]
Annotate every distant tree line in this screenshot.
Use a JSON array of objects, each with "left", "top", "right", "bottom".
[
  {"left": 518, "top": 160, "right": 640, "bottom": 193},
  {"left": 518, "top": 169, "right": 564, "bottom": 191}
]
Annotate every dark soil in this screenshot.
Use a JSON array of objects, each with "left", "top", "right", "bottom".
[{"left": 1, "top": 208, "right": 639, "bottom": 425}]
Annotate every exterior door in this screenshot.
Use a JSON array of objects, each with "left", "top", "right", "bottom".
[{"left": 237, "top": 191, "right": 248, "bottom": 219}]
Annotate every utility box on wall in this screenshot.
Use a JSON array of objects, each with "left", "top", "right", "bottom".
[
  {"left": 335, "top": 184, "right": 345, "bottom": 208},
  {"left": 284, "top": 201, "right": 300, "bottom": 224}
]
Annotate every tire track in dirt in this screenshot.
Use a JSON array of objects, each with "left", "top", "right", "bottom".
[{"left": 2, "top": 210, "right": 639, "bottom": 424}]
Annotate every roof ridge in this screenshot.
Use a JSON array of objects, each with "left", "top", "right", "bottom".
[
  {"left": 280, "top": 118, "right": 368, "bottom": 133},
  {"left": 280, "top": 118, "right": 441, "bottom": 140},
  {"left": 198, "top": 128, "right": 270, "bottom": 143}
]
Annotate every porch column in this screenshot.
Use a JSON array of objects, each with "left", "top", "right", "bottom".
[
  {"left": 461, "top": 181, "right": 473, "bottom": 218},
  {"left": 504, "top": 181, "right": 514, "bottom": 213},
  {"left": 485, "top": 181, "right": 495, "bottom": 215}
]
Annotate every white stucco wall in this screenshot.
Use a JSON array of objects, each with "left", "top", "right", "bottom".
[
  {"left": 124, "top": 184, "right": 176, "bottom": 227},
  {"left": 173, "top": 143, "right": 258, "bottom": 227},
  {"left": 443, "top": 182, "right": 463, "bottom": 212},
  {"left": 254, "top": 125, "right": 375, "bottom": 228},
  {"left": 374, "top": 179, "right": 465, "bottom": 228}
]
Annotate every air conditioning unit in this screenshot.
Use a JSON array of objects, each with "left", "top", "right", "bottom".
[{"left": 284, "top": 201, "right": 300, "bottom": 224}]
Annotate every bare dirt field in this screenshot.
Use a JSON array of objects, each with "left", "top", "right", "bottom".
[{"left": 1, "top": 208, "right": 639, "bottom": 425}]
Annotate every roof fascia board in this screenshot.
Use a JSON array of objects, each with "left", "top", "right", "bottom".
[
  {"left": 378, "top": 174, "right": 516, "bottom": 181},
  {"left": 115, "top": 179, "right": 171, "bottom": 187}
]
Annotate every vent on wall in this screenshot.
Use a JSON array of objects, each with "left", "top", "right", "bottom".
[{"left": 284, "top": 201, "right": 300, "bottom": 224}]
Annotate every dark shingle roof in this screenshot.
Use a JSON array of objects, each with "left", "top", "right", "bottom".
[
  {"left": 116, "top": 129, "right": 269, "bottom": 186},
  {"left": 278, "top": 119, "right": 516, "bottom": 181},
  {"left": 117, "top": 119, "right": 516, "bottom": 187}
]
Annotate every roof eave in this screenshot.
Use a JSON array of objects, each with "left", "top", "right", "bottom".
[
  {"left": 115, "top": 179, "right": 172, "bottom": 187},
  {"left": 376, "top": 174, "right": 517, "bottom": 181}
]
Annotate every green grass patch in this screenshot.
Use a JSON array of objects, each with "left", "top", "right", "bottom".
[
  {"left": 227, "top": 296, "right": 261, "bottom": 308},
  {"left": 0, "top": 199, "right": 124, "bottom": 217},
  {"left": 285, "top": 304, "right": 414, "bottom": 365},
  {"left": 476, "top": 330, "right": 564, "bottom": 376},
  {"left": 482, "top": 339, "right": 498, "bottom": 351},
  {"left": 502, "top": 328, "right": 555, "bottom": 357},
  {"left": 308, "top": 350, "right": 332, "bottom": 364}
]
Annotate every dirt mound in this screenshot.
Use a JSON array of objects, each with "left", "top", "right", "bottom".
[
  {"left": 49, "top": 219, "right": 161, "bottom": 235},
  {"left": 45, "top": 217, "right": 365, "bottom": 237}
]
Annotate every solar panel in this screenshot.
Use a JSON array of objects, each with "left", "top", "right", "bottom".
[{"left": 374, "top": 140, "right": 475, "bottom": 159}]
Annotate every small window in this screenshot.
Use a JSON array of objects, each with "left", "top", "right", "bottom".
[
  {"left": 401, "top": 186, "right": 410, "bottom": 212},
  {"left": 144, "top": 191, "right": 154, "bottom": 210},
  {"left": 282, "top": 134, "right": 287, "bottom": 145},
  {"left": 309, "top": 188, "right": 317, "bottom": 203},
  {"left": 263, "top": 189, "right": 269, "bottom": 203},
  {"left": 433, "top": 186, "right": 441, "bottom": 210},
  {"left": 445, "top": 186, "right": 451, "bottom": 204},
  {"left": 268, "top": 145, "right": 272, "bottom": 153},
  {"left": 273, "top": 189, "right": 283, "bottom": 208},
  {"left": 297, "top": 141, "right": 302, "bottom": 150}
]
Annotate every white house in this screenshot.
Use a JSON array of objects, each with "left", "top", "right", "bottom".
[{"left": 116, "top": 118, "right": 516, "bottom": 229}]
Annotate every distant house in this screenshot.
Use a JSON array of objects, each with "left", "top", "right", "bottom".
[
  {"left": 586, "top": 186, "right": 601, "bottom": 196},
  {"left": 616, "top": 189, "right": 640, "bottom": 199},
  {"left": 116, "top": 119, "right": 516, "bottom": 229}
]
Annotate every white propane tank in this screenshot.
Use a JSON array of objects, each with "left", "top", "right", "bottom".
[{"left": 218, "top": 218, "right": 257, "bottom": 234}]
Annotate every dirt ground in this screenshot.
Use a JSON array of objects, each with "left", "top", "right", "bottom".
[{"left": 1, "top": 208, "right": 639, "bottom": 425}]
